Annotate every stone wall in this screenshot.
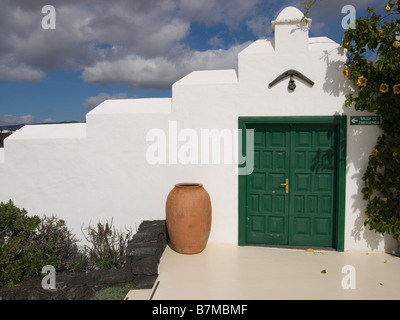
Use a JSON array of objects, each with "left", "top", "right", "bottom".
[
  {"left": 126, "top": 220, "right": 169, "bottom": 289},
  {"left": 0, "top": 220, "right": 168, "bottom": 300}
]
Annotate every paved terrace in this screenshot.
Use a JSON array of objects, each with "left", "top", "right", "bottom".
[{"left": 127, "top": 243, "right": 400, "bottom": 300}]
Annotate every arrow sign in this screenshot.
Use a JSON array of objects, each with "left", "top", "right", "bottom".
[{"left": 350, "top": 116, "right": 381, "bottom": 126}]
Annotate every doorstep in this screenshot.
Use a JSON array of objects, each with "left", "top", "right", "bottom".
[
  {"left": 124, "top": 288, "right": 152, "bottom": 300},
  {"left": 146, "top": 243, "right": 400, "bottom": 300}
]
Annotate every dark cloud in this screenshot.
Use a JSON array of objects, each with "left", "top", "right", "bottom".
[
  {"left": 83, "top": 93, "right": 130, "bottom": 109},
  {"left": 0, "top": 0, "right": 384, "bottom": 88},
  {"left": 178, "top": 0, "right": 261, "bottom": 27},
  {"left": 82, "top": 42, "right": 250, "bottom": 89},
  {"left": 0, "top": 0, "right": 265, "bottom": 88}
]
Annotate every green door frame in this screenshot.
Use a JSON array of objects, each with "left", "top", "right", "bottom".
[{"left": 238, "top": 116, "right": 347, "bottom": 252}]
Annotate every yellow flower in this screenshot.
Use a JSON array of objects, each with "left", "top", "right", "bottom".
[
  {"left": 378, "top": 29, "right": 384, "bottom": 36},
  {"left": 394, "top": 84, "right": 400, "bottom": 94},
  {"left": 381, "top": 197, "right": 388, "bottom": 202},
  {"left": 371, "top": 148, "right": 378, "bottom": 156},
  {"left": 379, "top": 83, "right": 389, "bottom": 93},
  {"left": 386, "top": 4, "right": 391, "bottom": 11},
  {"left": 393, "top": 152, "right": 398, "bottom": 157},
  {"left": 393, "top": 41, "right": 400, "bottom": 48},
  {"left": 342, "top": 69, "right": 349, "bottom": 77},
  {"left": 357, "top": 76, "right": 368, "bottom": 87}
]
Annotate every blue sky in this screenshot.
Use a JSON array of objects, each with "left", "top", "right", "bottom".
[{"left": 0, "top": 0, "right": 383, "bottom": 125}]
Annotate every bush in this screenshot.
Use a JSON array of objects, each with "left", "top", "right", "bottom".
[
  {"left": 0, "top": 200, "right": 89, "bottom": 287},
  {"left": 0, "top": 200, "right": 133, "bottom": 288},
  {"left": 341, "top": 2, "right": 400, "bottom": 239},
  {"left": 83, "top": 219, "right": 133, "bottom": 270},
  {"left": 0, "top": 200, "right": 42, "bottom": 286},
  {"left": 35, "top": 216, "right": 89, "bottom": 273}
]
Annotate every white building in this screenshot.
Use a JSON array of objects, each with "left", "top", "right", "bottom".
[{"left": 0, "top": 7, "right": 394, "bottom": 252}]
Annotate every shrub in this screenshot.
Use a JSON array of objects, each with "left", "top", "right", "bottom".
[
  {"left": 0, "top": 200, "right": 133, "bottom": 288},
  {"left": 82, "top": 219, "right": 133, "bottom": 270},
  {"left": 35, "top": 216, "right": 89, "bottom": 273},
  {"left": 302, "top": 0, "right": 400, "bottom": 245},
  {"left": 0, "top": 200, "right": 89, "bottom": 287},
  {"left": 0, "top": 200, "right": 41, "bottom": 286},
  {"left": 341, "top": 2, "right": 400, "bottom": 240}
]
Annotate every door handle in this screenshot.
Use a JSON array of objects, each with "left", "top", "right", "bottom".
[{"left": 280, "top": 179, "right": 289, "bottom": 194}]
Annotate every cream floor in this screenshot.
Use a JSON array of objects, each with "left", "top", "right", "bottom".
[{"left": 127, "top": 243, "right": 400, "bottom": 300}]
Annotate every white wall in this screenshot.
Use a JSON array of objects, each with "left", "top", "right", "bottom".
[{"left": 0, "top": 7, "right": 394, "bottom": 252}]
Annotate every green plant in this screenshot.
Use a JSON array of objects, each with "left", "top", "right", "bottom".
[
  {"left": 35, "top": 216, "right": 89, "bottom": 272},
  {"left": 0, "top": 200, "right": 89, "bottom": 287},
  {"left": 341, "top": 2, "right": 400, "bottom": 240},
  {"left": 0, "top": 200, "right": 40, "bottom": 241},
  {"left": 302, "top": 1, "right": 400, "bottom": 242},
  {"left": 0, "top": 200, "right": 41, "bottom": 286},
  {"left": 0, "top": 200, "right": 135, "bottom": 288},
  {"left": 90, "top": 284, "right": 134, "bottom": 300},
  {"left": 0, "top": 200, "right": 40, "bottom": 286},
  {"left": 83, "top": 219, "right": 132, "bottom": 270}
]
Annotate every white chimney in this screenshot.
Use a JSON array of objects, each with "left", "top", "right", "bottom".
[{"left": 272, "top": 6, "right": 312, "bottom": 53}]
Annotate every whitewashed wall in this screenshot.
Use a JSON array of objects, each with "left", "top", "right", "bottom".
[{"left": 0, "top": 7, "right": 394, "bottom": 252}]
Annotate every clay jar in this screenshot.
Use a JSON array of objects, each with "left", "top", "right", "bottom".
[{"left": 166, "top": 183, "right": 212, "bottom": 254}]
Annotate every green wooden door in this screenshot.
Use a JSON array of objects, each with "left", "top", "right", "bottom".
[{"left": 246, "top": 124, "right": 336, "bottom": 247}]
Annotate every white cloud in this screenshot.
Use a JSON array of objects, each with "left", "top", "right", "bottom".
[
  {"left": 0, "top": 0, "right": 190, "bottom": 77},
  {"left": 0, "top": 58, "right": 46, "bottom": 82},
  {"left": 208, "top": 36, "right": 225, "bottom": 49},
  {"left": 178, "top": 0, "right": 260, "bottom": 27},
  {"left": 246, "top": 16, "right": 271, "bottom": 38},
  {"left": 0, "top": 114, "right": 55, "bottom": 126},
  {"left": 6, "top": 0, "right": 380, "bottom": 88},
  {"left": 82, "top": 42, "right": 250, "bottom": 89},
  {"left": 83, "top": 93, "right": 130, "bottom": 109}
]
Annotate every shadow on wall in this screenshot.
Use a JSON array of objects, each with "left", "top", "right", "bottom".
[
  {"left": 321, "top": 45, "right": 395, "bottom": 251},
  {"left": 321, "top": 47, "right": 355, "bottom": 98},
  {"left": 349, "top": 126, "right": 376, "bottom": 248},
  {"left": 347, "top": 125, "right": 395, "bottom": 252}
]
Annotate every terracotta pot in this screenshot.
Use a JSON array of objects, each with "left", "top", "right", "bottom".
[{"left": 166, "top": 183, "right": 212, "bottom": 254}]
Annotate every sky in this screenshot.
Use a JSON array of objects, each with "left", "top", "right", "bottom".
[{"left": 0, "top": 0, "right": 384, "bottom": 126}]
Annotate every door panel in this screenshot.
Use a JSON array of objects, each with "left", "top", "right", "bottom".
[
  {"left": 289, "top": 125, "right": 336, "bottom": 247},
  {"left": 246, "top": 124, "right": 337, "bottom": 248},
  {"left": 246, "top": 125, "right": 290, "bottom": 244}
]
